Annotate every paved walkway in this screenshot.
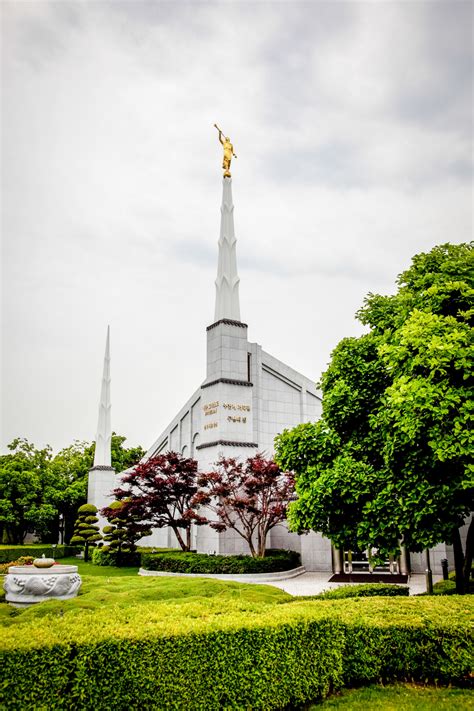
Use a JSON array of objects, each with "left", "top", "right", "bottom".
[{"left": 259, "top": 572, "right": 442, "bottom": 597}]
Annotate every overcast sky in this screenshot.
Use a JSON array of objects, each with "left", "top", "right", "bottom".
[{"left": 2, "top": 0, "right": 472, "bottom": 454}]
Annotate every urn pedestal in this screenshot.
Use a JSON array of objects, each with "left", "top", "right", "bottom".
[{"left": 3, "top": 564, "right": 82, "bottom": 607}]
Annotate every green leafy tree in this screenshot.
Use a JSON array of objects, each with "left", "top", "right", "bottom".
[
  {"left": 49, "top": 434, "right": 145, "bottom": 543},
  {"left": 0, "top": 433, "right": 144, "bottom": 545},
  {"left": 0, "top": 439, "right": 58, "bottom": 544},
  {"left": 48, "top": 440, "right": 94, "bottom": 543},
  {"left": 110, "top": 435, "right": 145, "bottom": 473},
  {"left": 70, "top": 503, "right": 103, "bottom": 561},
  {"left": 275, "top": 243, "right": 473, "bottom": 593}
]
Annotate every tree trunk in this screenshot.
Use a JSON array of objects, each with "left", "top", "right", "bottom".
[
  {"left": 257, "top": 528, "right": 267, "bottom": 558},
  {"left": 462, "top": 516, "right": 473, "bottom": 591},
  {"left": 247, "top": 537, "right": 257, "bottom": 558},
  {"left": 186, "top": 526, "right": 191, "bottom": 552},
  {"left": 452, "top": 526, "right": 465, "bottom": 594},
  {"left": 173, "top": 527, "right": 188, "bottom": 551},
  {"left": 84, "top": 542, "right": 89, "bottom": 563}
]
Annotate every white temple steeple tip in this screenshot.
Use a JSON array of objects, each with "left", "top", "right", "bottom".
[
  {"left": 214, "top": 177, "right": 241, "bottom": 322},
  {"left": 93, "top": 326, "right": 112, "bottom": 468}
]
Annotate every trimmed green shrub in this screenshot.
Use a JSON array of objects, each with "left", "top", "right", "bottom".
[
  {"left": 309, "top": 584, "right": 409, "bottom": 600},
  {"left": 101, "top": 499, "right": 152, "bottom": 558},
  {"left": 0, "top": 596, "right": 472, "bottom": 710},
  {"left": 92, "top": 546, "right": 141, "bottom": 568},
  {"left": 140, "top": 548, "right": 301, "bottom": 574},
  {"left": 432, "top": 580, "right": 458, "bottom": 596},
  {"left": 70, "top": 504, "right": 102, "bottom": 561},
  {"left": 74, "top": 503, "right": 97, "bottom": 515},
  {"left": 0, "top": 545, "right": 79, "bottom": 564}
]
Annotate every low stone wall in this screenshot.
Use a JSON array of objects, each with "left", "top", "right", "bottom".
[{"left": 138, "top": 565, "right": 306, "bottom": 583}]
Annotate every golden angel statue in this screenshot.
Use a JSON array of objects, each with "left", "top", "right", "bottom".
[{"left": 214, "top": 124, "right": 237, "bottom": 177}]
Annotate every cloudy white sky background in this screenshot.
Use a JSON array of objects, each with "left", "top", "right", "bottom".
[{"left": 1, "top": 1, "right": 472, "bottom": 454}]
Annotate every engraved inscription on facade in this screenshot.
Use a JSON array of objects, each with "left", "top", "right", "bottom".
[
  {"left": 203, "top": 401, "right": 219, "bottom": 411},
  {"left": 223, "top": 403, "right": 251, "bottom": 412}
]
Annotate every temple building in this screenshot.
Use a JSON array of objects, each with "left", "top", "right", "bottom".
[
  {"left": 88, "top": 171, "right": 457, "bottom": 576},
  {"left": 140, "top": 176, "right": 332, "bottom": 569}
]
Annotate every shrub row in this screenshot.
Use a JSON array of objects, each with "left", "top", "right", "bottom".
[
  {"left": 92, "top": 546, "right": 174, "bottom": 568},
  {"left": 310, "top": 583, "right": 409, "bottom": 600},
  {"left": 1, "top": 597, "right": 472, "bottom": 710},
  {"left": 140, "top": 548, "right": 301, "bottom": 574},
  {"left": 92, "top": 546, "right": 141, "bottom": 567},
  {"left": 0, "top": 545, "right": 79, "bottom": 564}
]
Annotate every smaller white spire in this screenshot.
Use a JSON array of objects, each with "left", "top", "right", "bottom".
[
  {"left": 93, "top": 326, "right": 112, "bottom": 468},
  {"left": 214, "top": 177, "right": 241, "bottom": 322}
]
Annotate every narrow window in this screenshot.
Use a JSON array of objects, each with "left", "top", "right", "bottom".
[{"left": 247, "top": 353, "right": 251, "bottom": 382}]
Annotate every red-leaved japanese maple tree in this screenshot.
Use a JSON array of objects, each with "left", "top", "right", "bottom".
[
  {"left": 114, "top": 451, "right": 208, "bottom": 551},
  {"left": 195, "top": 454, "right": 295, "bottom": 558}
]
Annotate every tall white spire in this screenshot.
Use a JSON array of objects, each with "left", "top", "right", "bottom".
[
  {"left": 93, "top": 326, "right": 111, "bottom": 468},
  {"left": 214, "top": 177, "right": 241, "bottom": 322}
]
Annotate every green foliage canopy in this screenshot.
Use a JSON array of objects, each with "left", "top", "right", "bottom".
[
  {"left": 0, "top": 439, "right": 57, "bottom": 544},
  {"left": 0, "top": 434, "right": 145, "bottom": 545},
  {"left": 275, "top": 243, "right": 473, "bottom": 589}
]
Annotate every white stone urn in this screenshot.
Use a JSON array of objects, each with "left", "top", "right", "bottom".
[{"left": 3, "top": 564, "right": 82, "bottom": 607}]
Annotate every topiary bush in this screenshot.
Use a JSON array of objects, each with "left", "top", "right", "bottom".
[
  {"left": 140, "top": 549, "right": 301, "bottom": 574},
  {"left": 0, "top": 596, "right": 472, "bottom": 710},
  {"left": 309, "top": 584, "right": 409, "bottom": 600},
  {"left": 70, "top": 504, "right": 102, "bottom": 562},
  {"left": 100, "top": 499, "right": 152, "bottom": 560}
]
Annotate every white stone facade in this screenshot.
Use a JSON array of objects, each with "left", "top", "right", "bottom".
[{"left": 142, "top": 317, "right": 326, "bottom": 564}]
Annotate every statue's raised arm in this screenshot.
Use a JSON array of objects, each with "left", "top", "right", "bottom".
[
  {"left": 214, "top": 123, "right": 236, "bottom": 177},
  {"left": 214, "top": 123, "right": 224, "bottom": 145}
]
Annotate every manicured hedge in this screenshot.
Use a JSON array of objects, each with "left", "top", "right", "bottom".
[
  {"left": 141, "top": 548, "right": 301, "bottom": 574},
  {"left": 92, "top": 546, "right": 175, "bottom": 568},
  {"left": 1, "top": 596, "right": 472, "bottom": 710},
  {"left": 0, "top": 545, "right": 79, "bottom": 564},
  {"left": 311, "top": 583, "right": 409, "bottom": 600},
  {"left": 92, "top": 546, "right": 141, "bottom": 567}
]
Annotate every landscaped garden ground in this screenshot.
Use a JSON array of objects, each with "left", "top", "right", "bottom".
[
  {"left": 310, "top": 683, "right": 473, "bottom": 710},
  {"left": 1, "top": 560, "right": 472, "bottom": 710}
]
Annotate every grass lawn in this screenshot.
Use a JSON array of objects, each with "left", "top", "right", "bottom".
[
  {"left": 310, "top": 683, "right": 473, "bottom": 710},
  {"left": 59, "top": 555, "right": 140, "bottom": 576},
  {"left": 0, "top": 565, "right": 291, "bottom": 624}
]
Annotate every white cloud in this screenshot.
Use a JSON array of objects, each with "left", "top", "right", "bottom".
[{"left": 1, "top": 0, "right": 472, "bottom": 452}]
